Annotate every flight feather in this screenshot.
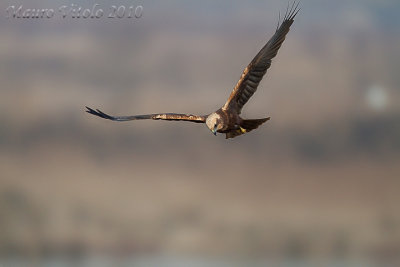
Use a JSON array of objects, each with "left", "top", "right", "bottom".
[
  {"left": 223, "top": 2, "right": 299, "bottom": 113},
  {"left": 86, "top": 107, "right": 206, "bottom": 123}
]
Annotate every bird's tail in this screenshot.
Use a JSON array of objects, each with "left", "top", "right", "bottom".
[
  {"left": 225, "top": 117, "right": 270, "bottom": 139},
  {"left": 241, "top": 117, "right": 270, "bottom": 131}
]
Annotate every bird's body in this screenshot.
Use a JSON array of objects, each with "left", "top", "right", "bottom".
[
  {"left": 204, "top": 108, "right": 269, "bottom": 139},
  {"left": 86, "top": 3, "right": 299, "bottom": 139}
]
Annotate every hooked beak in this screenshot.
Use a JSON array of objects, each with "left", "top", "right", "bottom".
[{"left": 212, "top": 126, "right": 217, "bottom": 136}]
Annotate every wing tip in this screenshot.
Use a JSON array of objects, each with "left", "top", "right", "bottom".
[
  {"left": 278, "top": 1, "right": 300, "bottom": 28},
  {"left": 275, "top": 1, "right": 300, "bottom": 33},
  {"left": 85, "top": 106, "right": 114, "bottom": 120},
  {"left": 284, "top": 1, "right": 300, "bottom": 21},
  {"left": 85, "top": 106, "right": 96, "bottom": 115}
]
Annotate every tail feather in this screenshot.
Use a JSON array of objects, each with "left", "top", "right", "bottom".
[
  {"left": 241, "top": 117, "right": 270, "bottom": 131},
  {"left": 225, "top": 117, "right": 270, "bottom": 139}
]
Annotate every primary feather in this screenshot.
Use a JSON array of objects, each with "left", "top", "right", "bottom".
[{"left": 223, "top": 1, "right": 299, "bottom": 113}]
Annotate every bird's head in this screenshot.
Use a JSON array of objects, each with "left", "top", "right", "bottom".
[{"left": 206, "top": 113, "right": 223, "bottom": 136}]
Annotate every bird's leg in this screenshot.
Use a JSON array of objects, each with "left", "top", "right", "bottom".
[{"left": 233, "top": 124, "right": 247, "bottom": 133}]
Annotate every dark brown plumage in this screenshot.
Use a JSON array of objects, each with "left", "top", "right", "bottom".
[{"left": 86, "top": 2, "right": 299, "bottom": 139}]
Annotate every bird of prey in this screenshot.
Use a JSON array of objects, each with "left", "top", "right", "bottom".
[{"left": 86, "top": 3, "right": 299, "bottom": 139}]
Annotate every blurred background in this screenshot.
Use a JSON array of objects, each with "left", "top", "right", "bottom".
[{"left": 1, "top": 0, "right": 400, "bottom": 266}]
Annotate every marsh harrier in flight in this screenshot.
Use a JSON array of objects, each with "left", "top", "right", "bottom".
[{"left": 86, "top": 3, "right": 299, "bottom": 139}]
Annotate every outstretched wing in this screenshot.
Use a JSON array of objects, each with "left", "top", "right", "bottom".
[
  {"left": 223, "top": 2, "right": 299, "bottom": 113},
  {"left": 86, "top": 107, "right": 206, "bottom": 123}
]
